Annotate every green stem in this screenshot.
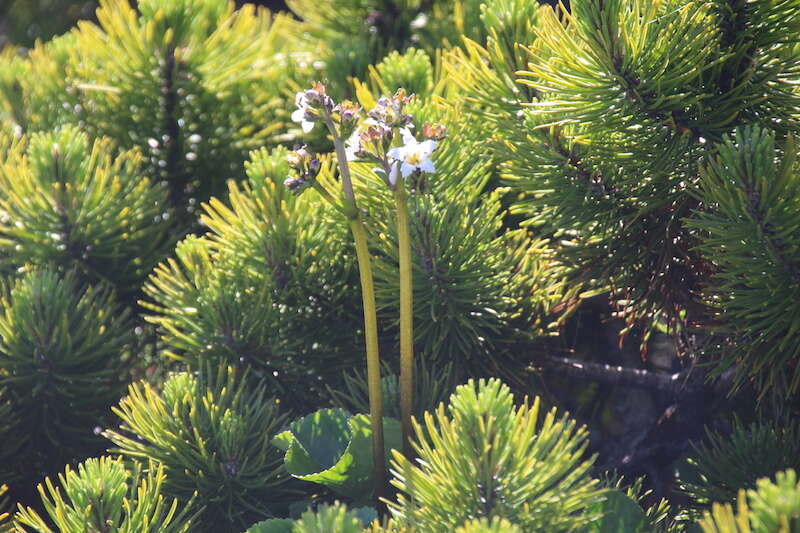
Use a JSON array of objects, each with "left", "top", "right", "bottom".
[
  {"left": 395, "top": 183, "right": 414, "bottom": 459},
  {"left": 349, "top": 219, "right": 388, "bottom": 507},
  {"left": 323, "top": 113, "right": 387, "bottom": 507},
  {"left": 325, "top": 115, "right": 358, "bottom": 218}
]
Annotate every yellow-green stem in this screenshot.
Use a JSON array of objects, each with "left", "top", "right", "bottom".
[
  {"left": 325, "top": 114, "right": 358, "bottom": 218},
  {"left": 349, "top": 219, "right": 388, "bottom": 507},
  {"left": 324, "top": 112, "right": 386, "bottom": 507},
  {"left": 395, "top": 184, "right": 414, "bottom": 459}
]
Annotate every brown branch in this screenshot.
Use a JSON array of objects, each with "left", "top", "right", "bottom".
[{"left": 530, "top": 354, "right": 704, "bottom": 396}]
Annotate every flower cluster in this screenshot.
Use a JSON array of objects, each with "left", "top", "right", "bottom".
[
  {"left": 350, "top": 90, "right": 445, "bottom": 188},
  {"left": 283, "top": 146, "right": 321, "bottom": 194},
  {"left": 369, "top": 89, "right": 414, "bottom": 128},
  {"left": 291, "top": 83, "right": 334, "bottom": 133},
  {"left": 287, "top": 84, "right": 446, "bottom": 194},
  {"left": 336, "top": 100, "right": 362, "bottom": 134}
]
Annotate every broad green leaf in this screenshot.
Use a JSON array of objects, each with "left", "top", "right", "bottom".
[
  {"left": 587, "top": 490, "right": 650, "bottom": 533},
  {"left": 276, "top": 408, "right": 401, "bottom": 501}
]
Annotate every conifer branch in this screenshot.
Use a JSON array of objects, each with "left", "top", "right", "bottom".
[
  {"left": 531, "top": 354, "right": 703, "bottom": 396},
  {"left": 548, "top": 130, "right": 628, "bottom": 204},
  {"left": 742, "top": 184, "right": 800, "bottom": 284},
  {"left": 160, "top": 42, "right": 185, "bottom": 208}
]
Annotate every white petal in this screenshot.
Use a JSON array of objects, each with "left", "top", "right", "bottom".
[
  {"left": 389, "top": 163, "right": 400, "bottom": 186},
  {"left": 345, "top": 131, "right": 360, "bottom": 160},
  {"left": 291, "top": 108, "right": 305, "bottom": 123},
  {"left": 420, "top": 139, "right": 437, "bottom": 155},
  {"left": 400, "top": 128, "right": 416, "bottom": 145},
  {"left": 400, "top": 161, "right": 416, "bottom": 178},
  {"left": 387, "top": 147, "right": 404, "bottom": 161},
  {"left": 302, "top": 120, "right": 315, "bottom": 133},
  {"left": 419, "top": 158, "right": 435, "bottom": 173},
  {"left": 295, "top": 92, "right": 306, "bottom": 107}
]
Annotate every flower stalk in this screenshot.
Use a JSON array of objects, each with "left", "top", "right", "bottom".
[
  {"left": 326, "top": 115, "right": 360, "bottom": 219},
  {"left": 347, "top": 217, "right": 387, "bottom": 505},
  {"left": 287, "top": 84, "right": 387, "bottom": 508},
  {"left": 326, "top": 116, "right": 387, "bottom": 508},
  {"left": 285, "top": 85, "right": 444, "bottom": 504},
  {"left": 394, "top": 179, "right": 415, "bottom": 459}
]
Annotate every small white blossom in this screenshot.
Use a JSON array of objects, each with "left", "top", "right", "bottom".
[
  {"left": 291, "top": 92, "right": 316, "bottom": 133},
  {"left": 387, "top": 128, "right": 437, "bottom": 182}
]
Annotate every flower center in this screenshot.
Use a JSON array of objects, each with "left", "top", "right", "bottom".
[{"left": 406, "top": 149, "right": 424, "bottom": 165}]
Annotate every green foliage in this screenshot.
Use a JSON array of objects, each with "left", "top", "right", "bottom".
[
  {"left": 247, "top": 519, "right": 295, "bottom": 533},
  {"left": 689, "top": 127, "right": 800, "bottom": 394},
  {"left": 328, "top": 361, "right": 457, "bottom": 419},
  {"left": 136, "top": 0, "right": 230, "bottom": 42},
  {"left": 370, "top": 48, "right": 434, "bottom": 97},
  {"left": 14, "top": 457, "right": 196, "bottom": 533},
  {"left": 699, "top": 469, "right": 800, "bottom": 533},
  {"left": 0, "top": 268, "right": 131, "bottom": 482},
  {"left": 599, "top": 476, "right": 675, "bottom": 533},
  {"left": 0, "top": 126, "right": 172, "bottom": 292},
  {"left": 0, "top": 50, "right": 27, "bottom": 131},
  {"left": 0, "top": 36, "right": 77, "bottom": 135},
  {"left": 454, "top": 0, "right": 800, "bottom": 377},
  {"left": 0, "top": 485, "right": 11, "bottom": 533},
  {"left": 143, "top": 148, "right": 362, "bottom": 407},
  {"left": 273, "top": 408, "right": 401, "bottom": 503},
  {"left": 369, "top": 190, "right": 527, "bottom": 367},
  {"left": 0, "top": 0, "right": 315, "bottom": 225},
  {"left": 248, "top": 502, "right": 374, "bottom": 533},
  {"left": 389, "top": 378, "right": 602, "bottom": 532},
  {"left": 104, "top": 365, "right": 295, "bottom": 533},
  {"left": 1, "top": 0, "right": 800, "bottom": 528},
  {"left": 245, "top": 518, "right": 295, "bottom": 533},
  {"left": 680, "top": 417, "right": 800, "bottom": 512},
  {"left": 454, "top": 518, "right": 522, "bottom": 533},
  {"left": 351, "top": 138, "right": 565, "bottom": 375},
  {"left": 586, "top": 489, "right": 651, "bottom": 533},
  {"left": 293, "top": 503, "right": 372, "bottom": 533},
  {"left": 286, "top": 0, "right": 487, "bottom": 97},
  {"left": 285, "top": 0, "right": 410, "bottom": 95}
]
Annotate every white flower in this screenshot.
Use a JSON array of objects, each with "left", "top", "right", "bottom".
[
  {"left": 291, "top": 92, "right": 316, "bottom": 133},
  {"left": 386, "top": 128, "right": 437, "bottom": 182}
]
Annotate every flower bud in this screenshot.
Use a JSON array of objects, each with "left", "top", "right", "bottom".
[
  {"left": 286, "top": 146, "right": 311, "bottom": 168},
  {"left": 283, "top": 176, "right": 307, "bottom": 194},
  {"left": 360, "top": 123, "right": 392, "bottom": 144},
  {"left": 299, "top": 83, "right": 335, "bottom": 117},
  {"left": 367, "top": 89, "right": 415, "bottom": 128},
  {"left": 392, "top": 88, "right": 412, "bottom": 106},
  {"left": 337, "top": 100, "right": 361, "bottom": 123},
  {"left": 422, "top": 122, "right": 446, "bottom": 141},
  {"left": 285, "top": 146, "right": 321, "bottom": 195},
  {"left": 286, "top": 152, "right": 302, "bottom": 168}
]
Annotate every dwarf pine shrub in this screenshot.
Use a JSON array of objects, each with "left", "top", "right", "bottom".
[{"left": 0, "top": 0, "right": 798, "bottom": 531}]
